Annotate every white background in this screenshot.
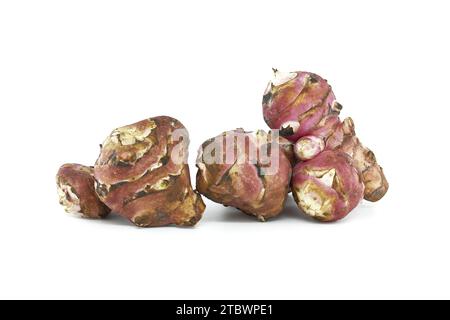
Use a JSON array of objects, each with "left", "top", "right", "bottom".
[{"left": 0, "top": 0, "right": 449, "bottom": 299}]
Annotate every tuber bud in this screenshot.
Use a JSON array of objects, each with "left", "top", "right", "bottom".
[
  {"left": 291, "top": 150, "right": 364, "bottom": 222},
  {"left": 93, "top": 116, "right": 205, "bottom": 227},
  {"left": 196, "top": 129, "right": 292, "bottom": 221},
  {"left": 294, "top": 135, "right": 325, "bottom": 161},
  {"left": 262, "top": 69, "right": 340, "bottom": 142},
  {"left": 56, "top": 164, "right": 110, "bottom": 219}
]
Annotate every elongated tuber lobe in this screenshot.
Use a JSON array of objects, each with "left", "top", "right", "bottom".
[
  {"left": 56, "top": 164, "right": 110, "bottom": 218},
  {"left": 263, "top": 69, "right": 341, "bottom": 142},
  {"left": 326, "top": 118, "right": 389, "bottom": 202},
  {"left": 291, "top": 151, "right": 364, "bottom": 222},
  {"left": 94, "top": 116, "right": 205, "bottom": 227},
  {"left": 196, "top": 129, "right": 292, "bottom": 221}
]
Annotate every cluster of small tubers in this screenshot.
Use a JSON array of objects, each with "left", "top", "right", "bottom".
[{"left": 57, "top": 70, "right": 388, "bottom": 226}]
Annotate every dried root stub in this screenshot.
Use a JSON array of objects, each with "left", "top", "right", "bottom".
[
  {"left": 196, "top": 129, "right": 292, "bottom": 221},
  {"left": 94, "top": 116, "right": 205, "bottom": 227},
  {"left": 56, "top": 164, "right": 110, "bottom": 219},
  {"left": 291, "top": 151, "right": 364, "bottom": 222},
  {"left": 262, "top": 69, "right": 341, "bottom": 142}
]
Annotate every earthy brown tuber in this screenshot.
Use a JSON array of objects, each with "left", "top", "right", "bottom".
[
  {"left": 56, "top": 164, "right": 110, "bottom": 219},
  {"left": 93, "top": 116, "right": 205, "bottom": 227},
  {"left": 196, "top": 129, "right": 292, "bottom": 221}
]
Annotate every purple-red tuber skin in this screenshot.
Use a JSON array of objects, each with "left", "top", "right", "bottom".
[
  {"left": 291, "top": 150, "right": 364, "bottom": 222},
  {"left": 262, "top": 69, "right": 341, "bottom": 143},
  {"left": 262, "top": 69, "right": 388, "bottom": 202},
  {"left": 56, "top": 164, "right": 110, "bottom": 219},
  {"left": 93, "top": 116, "right": 205, "bottom": 227},
  {"left": 196, "top": 129, "right": 292, "bottom": 221}
]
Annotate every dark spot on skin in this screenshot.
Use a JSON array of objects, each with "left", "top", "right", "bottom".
[
  {"left": 184, "top": 215, "right": 200, "bottom": 226},
  {"left": 134, "top": 190, "right": 148, "bottom": 199},
  {"left": 160, "top": 155, "right": 170, "bottom": 166},
  {"left": 156, "top": 212, "right": 168, "bottom": 222},
  {"left": 366, "top": 150, "right": 376, "bottom": 162},
  {"left": 95, "top": 182, "right": 109, "bottom": 198},
  {"left": 333, "top": 102, "right": 343, "bottom": 112},
  {"left": 64, "top": 191, "right": 73, "bottom": 202},
  {"left": 262, "top": 91, "right": 272, "bottom": 104},
  {"left": 109, "top": 181, "right": 127, "bottom": 192},
  {"left": 106, "top": 151, "right": 117, "bottom": 165},
  {"left": 279, "top": 126, "right": 295, "bottom": 137},
  {"left": 309, "top": 75, "right": 319, "bottom": 84},
  {"left": 255, "top": 164, "right": 264, "bottom": 178},
  {"left": 133, "top": 215, "right": 150, "bottom": 227},
  {"left": 116, "top": 160, "right": 131, "bottom": 168}
]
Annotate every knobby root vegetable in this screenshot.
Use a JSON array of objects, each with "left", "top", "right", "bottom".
[
  {"left": 56, "top": 164, "right": 110, "bottom": 218},
  {"left": 291, "top": 150, "right": 364, "bottom": 222},
  {"left": 262, "top": 69, "right": 341, "bottom": 142},
  {"left": 93, "top": 116, "right": 205, "bottom": 227},
  {"left": 196, "top": 129, "right": 292, "bottom": 221},
  {"left": 262, "top": 69, "right": 388, "bottom": 202},
  {"left": 296, "top": 116, "right": 389, "bottom": 201}
]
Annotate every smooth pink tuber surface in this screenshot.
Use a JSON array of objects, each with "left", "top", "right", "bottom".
[{"left": 291, "top": 150, "right": 364, "bottom": 222}]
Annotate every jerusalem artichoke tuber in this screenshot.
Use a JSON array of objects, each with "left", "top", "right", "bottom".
[
  {"left": 56, "top": 163, "right": 110, "bottom": 219},
  {"left": 94, "top": 116, "right": 205, "bottom": 227},
  {"left": 196, "top": 129, "right": 292, "bottom": 221}
]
